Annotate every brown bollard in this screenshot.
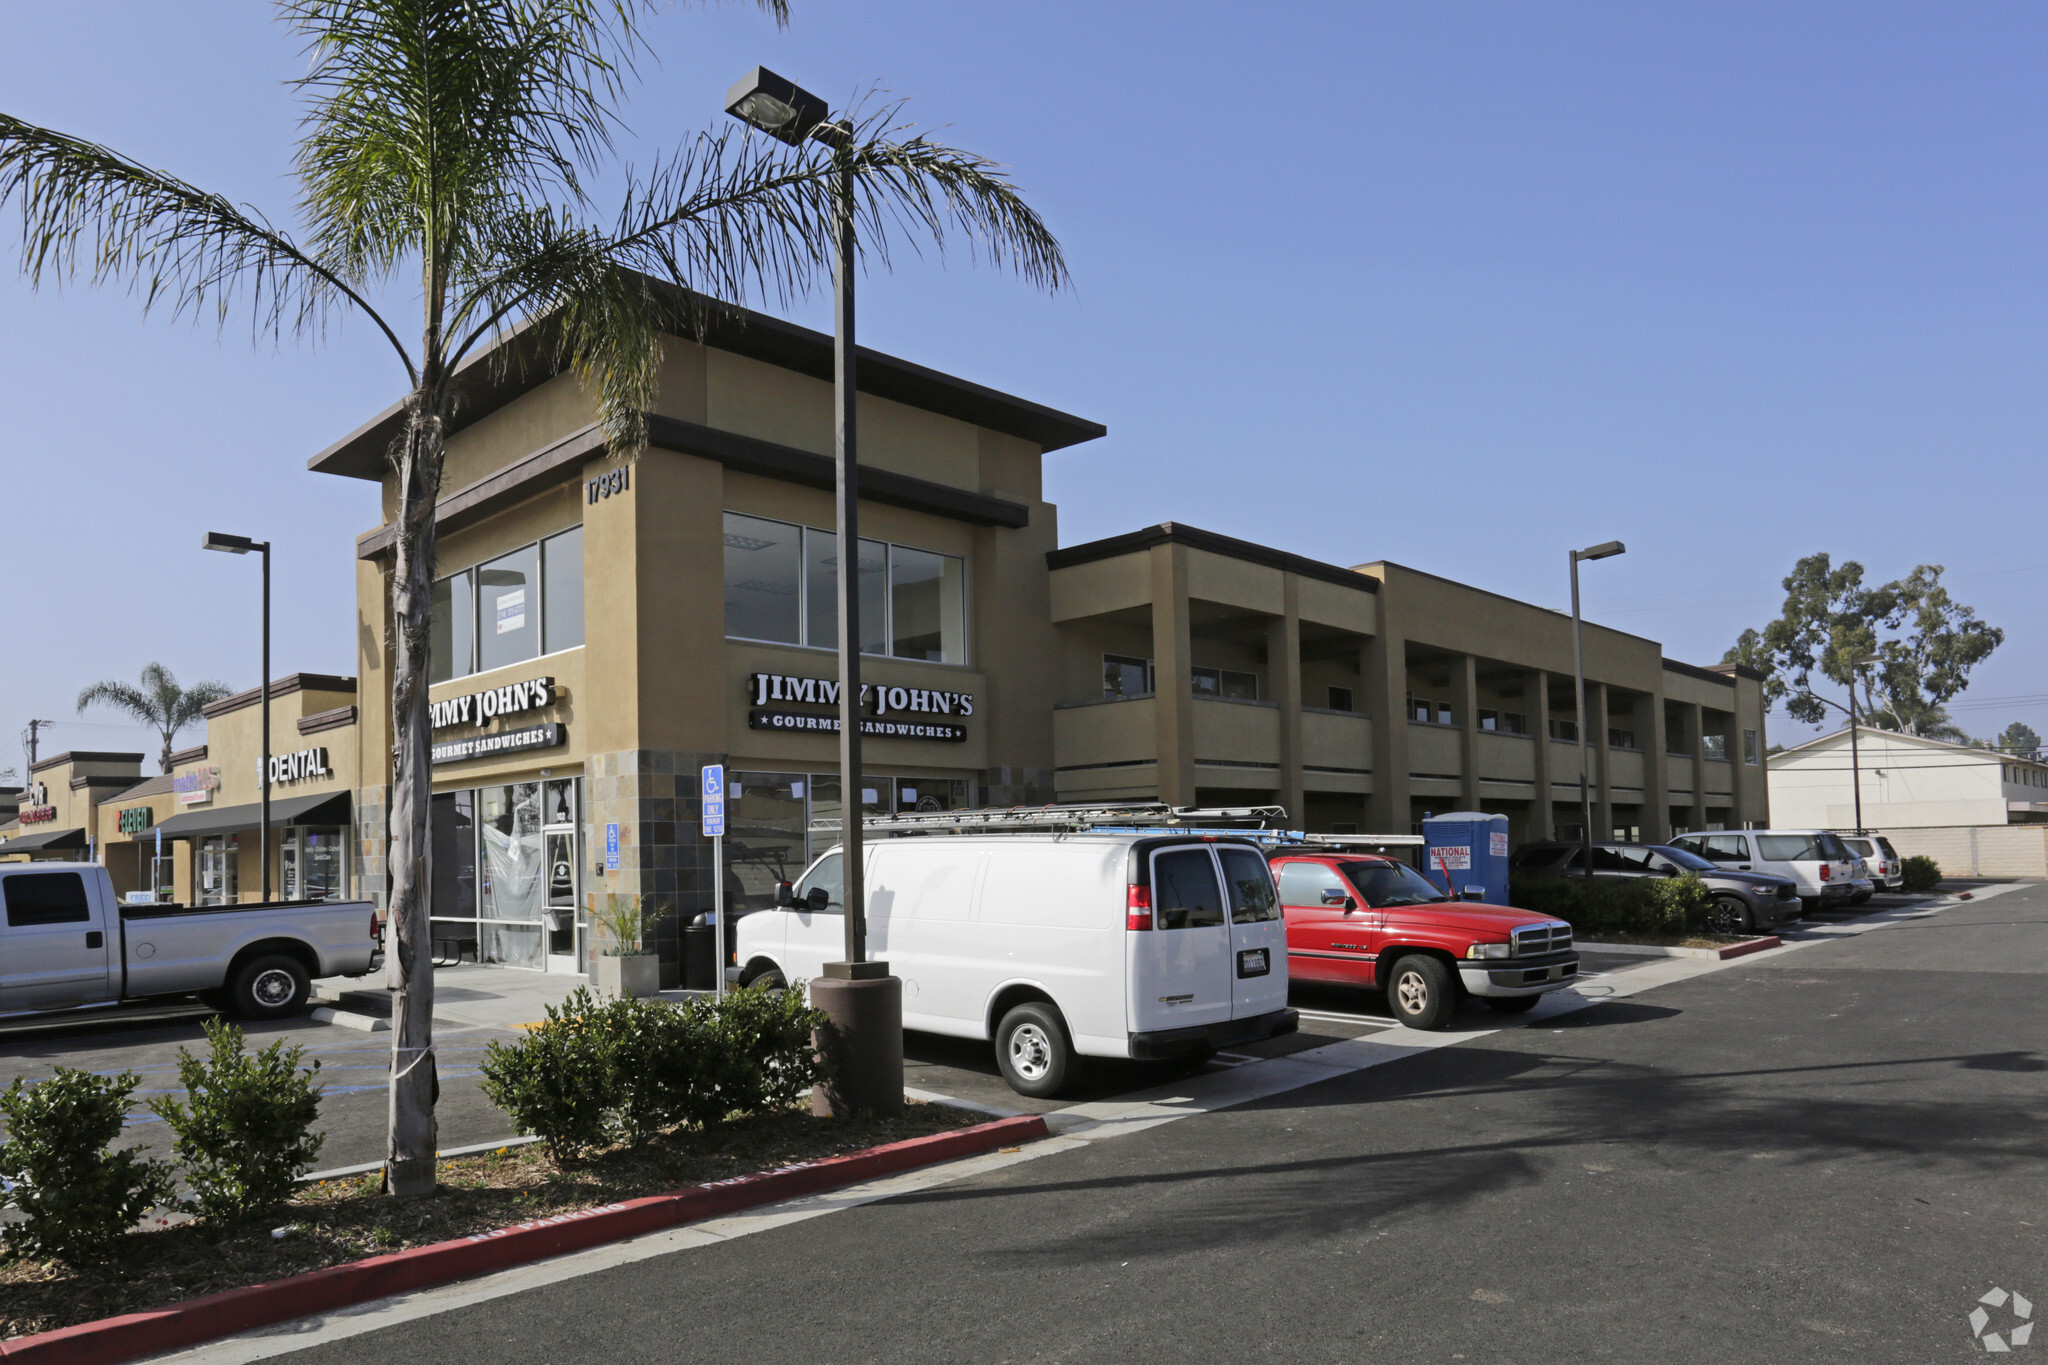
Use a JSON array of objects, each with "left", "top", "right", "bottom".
[{"left": 809, "top": 964, "right": 904, "bottom": 1118}]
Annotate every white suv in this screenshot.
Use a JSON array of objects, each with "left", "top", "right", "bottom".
[
  {"left": 1669, "top": 829, "right": 1860, "bottom": 916},
  {"left": 1842, "top": 834, "right": 1904, "bottom": 892}
]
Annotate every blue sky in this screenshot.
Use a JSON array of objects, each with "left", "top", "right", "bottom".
[{"left": 3, "top": 0, "right": 2043, "bottom": 774}]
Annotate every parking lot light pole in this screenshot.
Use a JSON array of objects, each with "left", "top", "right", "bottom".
[
  {"left": 726, "top": 67, "right": 902, "bottom": 1117},
  {"left": 203, "top": 531, "right": 272, "bottom": 901},
  {"left": 1570, "top": 541, "right": 1625, "bottom": 880},
  {"left": 1844, "top": 652, "right": 1877, "bottom": 832}
]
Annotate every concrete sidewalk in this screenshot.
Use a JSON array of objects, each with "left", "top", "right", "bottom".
[{"left": 314, "top": 964, "right": 711, "bottom": 1031}]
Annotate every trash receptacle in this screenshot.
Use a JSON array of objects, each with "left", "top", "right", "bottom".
[{"left": 683, "top": 923, "right": 717, "bottom": 991}]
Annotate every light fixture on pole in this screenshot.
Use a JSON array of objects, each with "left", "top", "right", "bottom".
[
  {"left": 726, "top": 67, "right": 900, "bottom": 1117},
  {"left": 1569, "top": 540, "right": 1625, "bottom": 880},
  {"left": 203, "top": 531, "right": 272, "bottom": 902},
  {"left": 1843, "top": 651, "right": 1878, "bottom": 833}
]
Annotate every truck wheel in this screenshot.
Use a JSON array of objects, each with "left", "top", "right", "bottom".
[
  {"left": 1705, "top": 896, "right": 1751, "bottom": 936},
  {"left": 230, "top": 954, "right": 310, "bottom": 1019},
  {"left": 1385, "top": 955, "right": 1458, "bottom": 1031},
  {"left": 1485, "top": 995, "right": 1540, "bottom": 1015},
  {"left": 995, "top": 1002, "right": 1074, "bottom": 1098}
]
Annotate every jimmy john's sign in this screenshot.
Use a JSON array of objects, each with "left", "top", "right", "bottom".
[
  {"left": 428, "top": 675, "right": 566, "bottom": 764},
  {"left": 746, "top": 672, "right": 972, "bottom": 743}
]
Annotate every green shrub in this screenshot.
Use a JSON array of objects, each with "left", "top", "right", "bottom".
[
  {"left": 1901, "top": 855, "right": 1942, "bottom": 893},
  {"left": 152, "top": 1018, "right": 324, "bottom": 1222},
  {"left": 479, "top": 982, "right": 830, "bottom": 1161},
  {"left": 1509, "top": 872, "right": 1713, "bottom": 938},
  {"left": 0, "top": 1067, "right": 175, "bottom": 1263}
]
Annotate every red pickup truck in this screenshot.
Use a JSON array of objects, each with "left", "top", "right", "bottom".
[{"left": 1267, "top": 849, "right": 1579, "bottom": 1029}]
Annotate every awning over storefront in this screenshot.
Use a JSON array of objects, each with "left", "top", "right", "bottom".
[
  {"left": 0, "top": 826, "right": 88, "bottom": 853},
  {"left": 153, "top": 791, "right": 352, "bottom": 841}
]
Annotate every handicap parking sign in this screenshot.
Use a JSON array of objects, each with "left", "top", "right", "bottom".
[{"left": 701, "top": 764, "right": 726, "bottom": 837}]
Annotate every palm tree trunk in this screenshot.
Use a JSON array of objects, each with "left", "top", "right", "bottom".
[{"left": 385, "top": 395, "right": 444, "bottom": 1197}]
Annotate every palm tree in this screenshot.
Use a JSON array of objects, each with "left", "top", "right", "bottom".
[
  {"left": 77, "top": 664, "right": 232, "bottom": 775},
  {"left": 1, "top": 2, "right": 1066, "bottom": 1196}
]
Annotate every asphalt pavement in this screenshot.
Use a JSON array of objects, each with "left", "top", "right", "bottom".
[{"left": 166, "top": 885, "right": 2046, "bottom": 1363}]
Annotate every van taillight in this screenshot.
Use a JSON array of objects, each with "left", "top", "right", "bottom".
[
  {"left": 1819, "top": 864, "right": 1830, "bottom": 881},
  {"left": 1126, "top": 885, "right": 1153, "bottom": 931}
]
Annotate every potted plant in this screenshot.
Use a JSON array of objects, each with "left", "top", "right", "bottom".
[{"left": 590, "top": 893, "right": 660, "bottom": 998}]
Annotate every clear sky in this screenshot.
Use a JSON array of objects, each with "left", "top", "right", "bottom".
[{"left": 3, "top": 1, "right": 2043, "bottom": 776}]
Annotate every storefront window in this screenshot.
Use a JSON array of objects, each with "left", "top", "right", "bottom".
[
  {"left": 476, "top": 545, "right": 541, "bottom": 675},
  {"left": 198, "top": 834, "right": 237, "bottom": 906},
  {"left": 890, "top": 545, "right": 966, "bottom": 663},
  {"left": 726, "top": 511, "right": 964, "bottom": 661},
  {"left": 725, "top": 512, "right": 803, "bottom": 644},
  {"left": 430, "top": 569, "right": 475, "bottom": 684},
  {"left": 894, "top": 778, "right": 970, "bottom": 813},
  {"left": 478, "top": 782, "right": 544, "bottom": 968},
  {"left": 430, "top": 790, "right": 478, "bottom": 964},
  {"left": 283, "top": 827, "right": 347, "bottom": 901},
  {"left": 726, "top": 771, "right": 809, "bottom": 912},
  {"left": 542, "top": 526, "right": 585, "bottom": 654}
]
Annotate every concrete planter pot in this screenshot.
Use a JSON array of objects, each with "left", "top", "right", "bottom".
[{"left": 594, "top": 952, "right": 660, "bottom": 999}]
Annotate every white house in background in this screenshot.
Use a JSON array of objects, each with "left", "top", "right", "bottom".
[{"left": 1767, "top": 726, "right": 2048, "bottom": 829}]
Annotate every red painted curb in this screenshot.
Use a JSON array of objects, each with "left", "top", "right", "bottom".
[
  {"left": 1714, "top": 935, "right": 1781, "bottom": 960},
  {"left": 2, "top": 1113, "right": 1048, "bottom": 1365}
]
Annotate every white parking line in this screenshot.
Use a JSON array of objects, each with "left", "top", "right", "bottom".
[
  {"left": 1295, "top": 1008, "right": 1399, "bottom": 1026},
  {"left": 151, "top": 885, "right": 2007, "bottom": 1364}
]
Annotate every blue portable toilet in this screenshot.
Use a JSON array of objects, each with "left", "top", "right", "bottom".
[{"left": 1421, "top": 811, "right": 1510, "bottom": 906}]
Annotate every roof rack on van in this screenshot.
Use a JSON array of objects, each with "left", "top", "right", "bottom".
[
  {"left": 808, "top": 801, "right": 1288, "bottom": 837},
  {"left": 1242, "top": 831, "right": 1426, "bottom": 850}
]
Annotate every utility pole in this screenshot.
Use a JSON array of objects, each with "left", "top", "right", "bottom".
[{"left": 22, "top": 719, "right": 52, "bottom": 770}]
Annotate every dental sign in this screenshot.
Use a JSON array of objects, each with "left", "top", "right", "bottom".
[
  {"left": 428, "top": 675, "right": 566, "bottom": 765},
  {"left": 746, "top": 672, "right": 972, "bottom": 743},
  {"left": 261, "top": 748, "right": 331, "bottom": 785}
]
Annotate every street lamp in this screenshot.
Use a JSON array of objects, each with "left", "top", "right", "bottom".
[
  {"left": 1570, "top": 540, "right": 1625, "bottom": 880},
  {"left": 726, "top": 68, "right": 901, "bottom": 1117},
  {"left": 203, "top": 531, "right": 272, "bottom": 902}
]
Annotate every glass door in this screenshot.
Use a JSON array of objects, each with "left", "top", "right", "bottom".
[{"left": 542, "top": 778, "right": 583, "bottom": 974}]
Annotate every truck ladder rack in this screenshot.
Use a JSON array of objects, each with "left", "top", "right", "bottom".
[{"left": 808, "top": 801, "right": 1287, "bottom": 836}]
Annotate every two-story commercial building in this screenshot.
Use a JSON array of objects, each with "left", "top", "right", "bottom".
[{"left": 298, "top": 285, "right": 1768, "bottom": 985}]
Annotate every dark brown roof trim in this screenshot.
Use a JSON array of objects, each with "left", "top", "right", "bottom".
[
  {"left": 355, "top": 414, "right": 1029, "bottom": 560},
  {"left": 299, "top": 705, "right": 359, "bottom": 736},
  {"left": 71, "top": 773, "right": 145, "bottom": 790},
  {"left": 168, "top": 744, "right": 208, "bottom": 767},
  {"left": 1705, "top": 661, "right": 1769, "bottom": 683},
  {"left": 202, "top": 674, "right": 360, "bottom": 720},
  {"left": 1047, "top": 523, "right": 1381, "bottom": 595},
  {"left": 1661, "top": 659, "right": 1737, "bottom": 687},
  {"left": 101, "top": 774, "right": 175, "bottom": 804},
  {"left": 29, "top": 751, "right": 144, "bottom": 773},
  {"left": 310, "top": 284, "right": 1104, "bottom": 482}
]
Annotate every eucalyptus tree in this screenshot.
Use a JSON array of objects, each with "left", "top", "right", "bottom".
[
  {"left": 1, "top": 0, "right": 1067, "bottom": 1195},
  {"left": 76, "top": 663, "right": 231, "bottom": 774}
]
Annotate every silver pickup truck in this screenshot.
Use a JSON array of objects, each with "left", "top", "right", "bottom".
[{"left": 0, "top": 862, "right": 381, "bottom": 1021}]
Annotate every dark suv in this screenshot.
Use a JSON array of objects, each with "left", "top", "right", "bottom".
[{"left": 1510, "top": 841, "right": 1802, "bottom": 935}]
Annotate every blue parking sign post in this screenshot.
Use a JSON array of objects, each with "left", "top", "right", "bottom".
[
  {"left": 702, "top": 765, "right": 726, "bottom": 998},
  {"left": 605, "top": 822, "right": 619, "bottom": 872}
]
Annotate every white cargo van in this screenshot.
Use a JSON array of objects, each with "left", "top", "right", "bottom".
[{"left": 733, "top": 833, "right": 1297, "bottom": 1097}]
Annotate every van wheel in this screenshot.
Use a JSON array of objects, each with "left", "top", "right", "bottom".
[
  {"left": 1385, "top": 955, "right": 1458, "bottom": 1031},
  {"left": 230, "top": 954, "right": 310, "bottom": 1019},
  {"left": 1705, "top": 896, "right": 1750, "bottom": 936},
  {"left": 1485, "top": 995, "right": 1539, "bottom": 1015},
  {"left": 744, "top": 966, "right": 786, "bottom": 994},
  {"left": 995, "top": 1003, "right": 1074, "bottom": 1098}
]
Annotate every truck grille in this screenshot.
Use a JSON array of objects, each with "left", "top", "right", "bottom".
[{"left": 1514, "top": 922, "right": 1573, "bottom": 956}]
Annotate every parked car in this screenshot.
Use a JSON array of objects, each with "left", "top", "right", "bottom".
[
  {"left": 1265, "top": 849, "right": 1577, "bottom": 1030},
  {"left": 1841, "top": 834, "right": 1904, "bottom": 893},
  {"left": 1666, "top": 829, "right": 1860, "bottom": 916},
  {"left": 733, "top": 833, "right": 1297, "bottom": 1097},
  {"left": 1509, "top": 841, "right": 1802, "bottom": 934},
  {"left": 0, "top": 862, "right": 382, "bottom": 1020}
]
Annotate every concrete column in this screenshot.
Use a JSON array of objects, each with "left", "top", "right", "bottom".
[
  {"left": 1150, "top": 543, "right": 1196, "bottom": 806},
  {"left": 1268, "top": 575, "right": 1304, "bottom": 826},
  {"left": 1361, "top": 630, "right": 1408, "bottom": 835},
  {"left": 1530, "top": 668, "right": 1555, "bottom": 840},
  {"left": 1451, "top": 653, "right": 1481, "bottom": 812},
  {"left": 1589, "top": 682, "right": 1614, "bottom": 839},
  {"left": 1674, "top": 702, "right": 1704, "bottom": 831},
  {"left": 1644, "top": 691, "right": 1671, "bottom": 844}
]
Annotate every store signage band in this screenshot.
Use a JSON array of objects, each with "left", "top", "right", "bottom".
[
  {"left": 260, "top": 747, "right": 331, "bottom": 784},
  {"left": 172, "top": 765, "right": 220, "bottom": 806},
  {"left": 430, "top": 676, "right": 555, "bottom": 730},
  {"left": 19, "top": 805, "right": 57, "bottom": 825},
  {"left": 746, "top": 673, "right": 975, "bottom": 717},
  {"left": 18, "top": 780, "right": 55, "bottom": 824},
  {"left": 118, "top": 806, "right": 154, "bottom": 835},
  {"left": 748, "top": 710, "right": 967, "bottom": 742},
  {"left": 432, "top": 723, "right": 566, "bottom": 765}
]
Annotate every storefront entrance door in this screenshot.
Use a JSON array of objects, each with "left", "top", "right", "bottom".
[{"left": 541, "top": 779, "right": 584, "bottom": 975}]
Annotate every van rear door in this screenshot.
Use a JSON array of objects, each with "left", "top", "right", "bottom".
[
  {"left": 1216, "top": 845, "right": 1288, "bottom": 1019},
  {"left": 1131, "top": 845, "right": 1232, "bottom": 1033}
]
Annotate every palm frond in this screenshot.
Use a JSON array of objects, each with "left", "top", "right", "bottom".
[
  {"left": 0, "top": 115, "right": 411, "bottom": 371},
  {"left": 76, "top": 680, "right": 158, "bottom": 726}
]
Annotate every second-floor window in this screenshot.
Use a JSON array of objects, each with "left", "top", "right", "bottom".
[
  {"left": 1326, "top": 686, "right": 1355, "bottom": 712},
  {"left": 1548, "top": 717, "right": 1579, "bottom": 742},
  {"left": 431, "top": 525, "right": 584, "bottom": 684},
  {"left": 723, "top": 512, "right": 967, "bottom": 664},
  {"left": 1479, "top": 709, "right": 1527, "bottom": 735},
  {"left": 1701, "top": 733, "right": 1728, "bottom": 761},
  {"left": 1100, "top": 656, "right": 1257, "bottom": 702},
  {"left": 1192, "top": 667, "right": 1258, "bottom": 701}
]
